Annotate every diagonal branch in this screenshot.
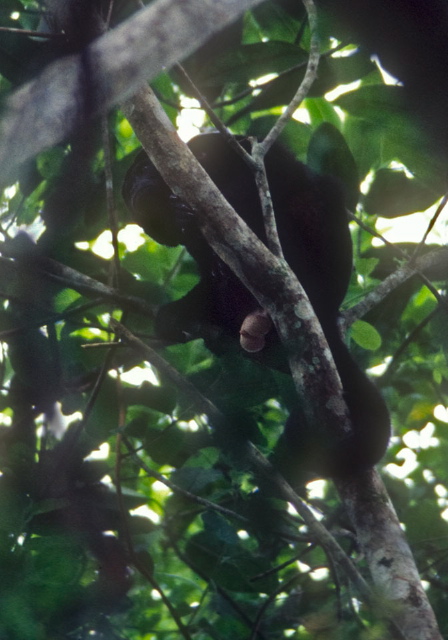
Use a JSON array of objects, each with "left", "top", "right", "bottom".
[
  {"left": 0, "top": 0, "right": 265, "bottom": 188},
  {"left": 122, "top": 85, "right": 352, "bottom": 443},
  {"left": 120, "top": 85, "right": 441, "bottom": 640}
]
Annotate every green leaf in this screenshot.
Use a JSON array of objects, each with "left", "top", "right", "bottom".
[
  {"left": 307, "top": 122, "right": 359, "bottom": 209},
  {"left": 201, "top": 511, "right": 240, "bottom": 545},
  {"left": 36, "top": 148, "right": 66, "bottom": 180},
  {"left": 337, "top": 85, "right": 447, "bottom": 190},
  {"left": 171, "top": 467, "right": 224, "bottom": 493},
  {"left": 364, "top": 168, "right": 439, "bottom": 217},
  {"left": 355, "top": 257, "right": 379, "bottom": 278},
  {"left": 350, "top": 320, "right": 382, "bottom": 350}
]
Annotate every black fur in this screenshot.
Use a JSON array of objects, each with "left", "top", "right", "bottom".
[{"left": 122, "top": 133, "right": 390, "bottom": 478}]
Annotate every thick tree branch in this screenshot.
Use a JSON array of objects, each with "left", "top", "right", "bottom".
[
  {"left": 0, "top": 0, "right": 264, "bottom": 188},
  {"left": 121, "top": 86, "right": 442, "bottom": 640},
  {"left": 122, "top": 85, "right": 353, "bottom": 443},
  {"left": 337, "top": 473, "right": 441, "bottom": 640}
]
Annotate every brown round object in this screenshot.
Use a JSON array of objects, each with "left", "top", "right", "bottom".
[
  {"left": 239, "top": 310, "right": 272, "bottom": 352},
  {"left": 240, "top": 310, "right": 272, "bottom": 338},
  {"left": 240, "top": 332, "right": 266, "bottom": 352}
]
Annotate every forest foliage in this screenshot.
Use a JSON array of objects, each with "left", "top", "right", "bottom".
[{"left": 1, "top": 1, "right": 448, "bottom": 639}]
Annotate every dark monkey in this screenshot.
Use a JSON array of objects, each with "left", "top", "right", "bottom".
[{"left": 122, "top": 133, "right": 390, "bottom": 478}]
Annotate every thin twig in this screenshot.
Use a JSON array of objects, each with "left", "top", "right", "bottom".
[
  {"left": 345, "top": 214, "right": 448, "bottom": 325},
  {"left": 174, "top": 64, "right": 284, "bottom": 257},
  {"left": 115, "top": 431, "right": 193, "bottom": 640},
  {"left": 122, "top": 436, "right": 249, "bottom": 523},
  {"left": 249, "top": 574, "right": 301, "bottom": 640},
  {"left": 110, "top": 319, "right": 225, "bottom": 422},
  {"left": 383, "top": 308, "right": 439, "bottom": 379},
  {"left": 102, "top": 118, "right": 121, "bottom": 286},
  {"left": 411, "top": 191, "right": 448, "bottom": 261},
  {"left": 260, "top": 0, "right": 320, "bottom": 154},
  {"left": 0, "top": 26, "right": 62, "bottom": 38},
  {"left": 174, "top": 64, "right": 250, "bottom": 164}
]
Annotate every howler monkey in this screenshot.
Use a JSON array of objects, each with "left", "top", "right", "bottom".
[{"left": 122, "top": 133, "right": 390, "bottom": 478}]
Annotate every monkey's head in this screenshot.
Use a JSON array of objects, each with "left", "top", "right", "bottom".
[{"left": 122, "top": 151, "right": 186, "bottom": 247}]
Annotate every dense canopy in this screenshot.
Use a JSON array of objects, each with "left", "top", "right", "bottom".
[{"left": 0, "top": 1, "right": 448, "bottom": 639}]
